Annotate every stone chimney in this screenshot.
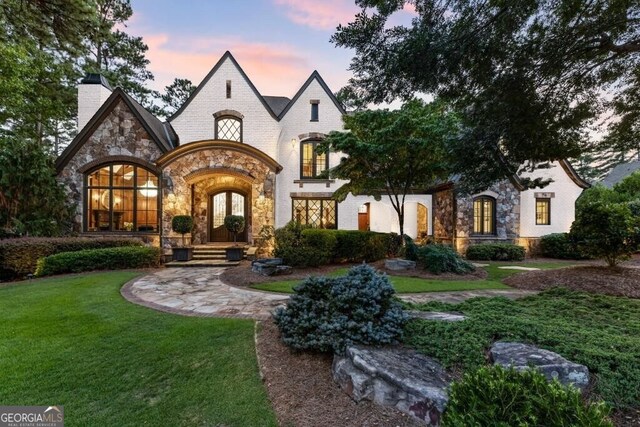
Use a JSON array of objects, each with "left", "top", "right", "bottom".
[{"left": 78, "top": 73, "right": 112, "bottom": 130}]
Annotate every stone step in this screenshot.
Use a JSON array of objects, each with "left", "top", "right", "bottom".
[
  {"left": 192, "top": 255, "right": 227, "bottom": 260},
  {"left": 165, "top": 260, "right": 240, "bottom": 268}
]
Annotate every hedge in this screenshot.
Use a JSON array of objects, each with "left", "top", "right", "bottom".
[
  {"left": 0, "top": 237, "right": 144, "bottom": 279},
  {"left": 466, "top": 243, "right": 525, "bottom": 261},
  {"left": 539, "top": 233, "right": 586, "bottom": 260},
  {"left": 35, "top": 246, "right": 162, "bottom": 277}
]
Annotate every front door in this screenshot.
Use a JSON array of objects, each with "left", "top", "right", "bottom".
[{"left": 210, "top": 190, "right": 247, "bottom": 242}]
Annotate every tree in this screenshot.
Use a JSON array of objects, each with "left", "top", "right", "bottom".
[
  {"left": 333, "top": 1, "right": 640, "bottom": 193},
  {"left": 159, "top": 78, "right": 196, "bottom": 118},
  {"left": 83, "top": 0, "right": 157, "bottom": 108},
  {"left": 319, "top": 100, "right": 457, "bottom": 237},
  {"left": 0, "top": 137, "right": 73, "bottom": 236}
]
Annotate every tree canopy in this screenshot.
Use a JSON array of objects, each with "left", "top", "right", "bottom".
[
  {"left": 319, "top": 99, "right": 457, "bottom": 237},
  {"left": 333, "top": 0, "right": 640, "bottom": 192}
]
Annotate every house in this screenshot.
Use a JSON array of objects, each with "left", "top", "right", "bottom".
[{"left": 56, "top": 51, "right": 589, "bottom": 254}]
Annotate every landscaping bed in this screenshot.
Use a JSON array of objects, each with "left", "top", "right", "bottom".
[
  {"left": 504, "top": 266, "right": 640, "bottom": 298},
  {"left": 256, "top": 319, "right": 422, "bottom": 427}
]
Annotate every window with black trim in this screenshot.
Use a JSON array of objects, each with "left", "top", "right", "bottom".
[
  {"left": 536, "top": 198, "right": 551, "bottom": 225},
  {"left": 215, "top": 116, "right": 242, "bottom": 142},
  {"left": 473, "top": 196, "right": 496, "bottom": 235},
  {"left": 226, "top": 80, "right": 231, "bottom": 98},
  {"left": 300, "top": 140, "right": 328, "bottom": 179},
  {"left": 85, "top": 163, "right": 159, "bottom": 232},
  {"left": 292, "top": 198, "right": 336, "bottom": 229},
  {"left": 310, "top": 101, "right": 319, "bottom": 121}
]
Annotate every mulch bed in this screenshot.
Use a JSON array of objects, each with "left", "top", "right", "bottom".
[
  {"left": 503, "top": 266, "right": 640, "bottom": 299},
  {"left": 255, "top": 320, "right": 422, "bottom": 427},
  {"left": 222, "top": 259, "right": 486, "bottom": 288}
]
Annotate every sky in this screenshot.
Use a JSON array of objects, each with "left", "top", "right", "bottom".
[{"left": 127, "top": 0, "right": 414, "bottom": 99}]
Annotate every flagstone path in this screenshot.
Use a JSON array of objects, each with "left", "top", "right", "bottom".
[{"left": 122, "top": 268, "right": 536, "bottom": 320}]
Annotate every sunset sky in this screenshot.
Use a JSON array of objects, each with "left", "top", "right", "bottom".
[{"left": 127, "top": 0, "right": 414, "bottom": 98}]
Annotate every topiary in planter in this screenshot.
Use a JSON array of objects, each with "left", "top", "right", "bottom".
[
  {"left": 224, "top": 215, "right": 245, "bottom": 244},
  {"left": 171, "top": 215, "right": 194, "bottom": 247}
]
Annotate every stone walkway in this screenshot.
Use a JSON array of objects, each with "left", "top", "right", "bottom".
[
  {"left": 121, "top": 268, "right": 288, "bottom": 320},
  {"left": 122, "top": 268, "right": 536, "bottom": 319}
]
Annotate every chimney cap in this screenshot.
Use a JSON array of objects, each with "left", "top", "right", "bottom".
[{"left": 80, "top": 73, "right": 112, "bottom": 90}]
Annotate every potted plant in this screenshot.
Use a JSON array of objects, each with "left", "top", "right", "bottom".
[
  {"left": 171, "top": 215, "right": 194, "bottom": 261},
  {"left": 224, "top": 215, "right": 245, "bottom": 261}
]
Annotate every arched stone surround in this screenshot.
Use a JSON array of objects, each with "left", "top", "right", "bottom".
[{"left": 158, "top": 140, "right": 280, "bottom": 249}]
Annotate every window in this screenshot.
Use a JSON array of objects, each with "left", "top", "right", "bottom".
[
  {"left": 536, "top": 198, "right": 551, "bottom": 225},
  {"left": 473, "top": 196, "right": 495, "bottom": 235},
  {"left": 215, "top": 116, "right": 242, "bottom": 142},
  {"left": 292, "top": 198, "right": 337, "bottom": 229},
  {"left": 86, "top": 163, "right": 159, "bottom": 232},
  {"left": 310, "top": 100, "right": 319, "bottom": 121},
  {"left": 300, "top": 140, "right": 328, "bottom": 178},
  {"left": 226, "top": 80, "right": 231, "bottom": 98}
]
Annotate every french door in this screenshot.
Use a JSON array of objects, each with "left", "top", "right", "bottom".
[{"left": 210, "top": 190, "right": 247, "bottom": 242}]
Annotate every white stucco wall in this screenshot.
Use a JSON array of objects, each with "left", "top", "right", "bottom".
[
  {"left": 169, "top": 58, "right": 281, "bottom": 158},
  {"left": 519, "top": 162, "right": 585, "bottom": 237}
]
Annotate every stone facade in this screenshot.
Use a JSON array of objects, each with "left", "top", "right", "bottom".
[
  {"left": 58, "top": 99, "right": 165, "bottom": 232},
  {"left": 455, "top": 180, "right": 520, "bottom": 253},
  {"left": 160, "top": 148, "right": 276, "bottom": 249},
  {"left": 432, "top": 188, "right": 455, "bottom": 245}
]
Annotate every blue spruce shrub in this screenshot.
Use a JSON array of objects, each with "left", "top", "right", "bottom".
[{"left": 273, "top": 264, "right": 408, "bottom": 353}]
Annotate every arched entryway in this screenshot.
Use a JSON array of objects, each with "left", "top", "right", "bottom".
[{"left": 209, "top": 189, "right": 248, "bottom": 242}]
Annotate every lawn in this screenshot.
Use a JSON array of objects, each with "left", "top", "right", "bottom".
[
  {"left": 404, "top": 288, "right": 640, "bottom": 410},
  {"left": 251, "top": 261, "right": 576, "bottom": 294},
  {"left": 0, "top": 272, "right": 277, "bottom": 426}
]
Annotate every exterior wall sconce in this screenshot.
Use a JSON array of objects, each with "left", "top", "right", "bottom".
[
  {"left": 258, "top": 190, "right": 265, "bottom": 202},
  {"left": 291, "top": 138, "right": 296, "bottom": 149}
]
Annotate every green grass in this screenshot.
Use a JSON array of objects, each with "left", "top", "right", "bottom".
[
  {"left": 0, "top": 272, "right": 277, "bottom": 426},
  {"left": 404, "top": 288, "right": 640, "bottom": 409},
  {"left": 252, "top": 261, "right": 576, "bottom": 294}
]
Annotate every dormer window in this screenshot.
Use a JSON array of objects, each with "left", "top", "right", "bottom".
[{"left": 310, "top": 100, "right": 319, "bottom": 121}]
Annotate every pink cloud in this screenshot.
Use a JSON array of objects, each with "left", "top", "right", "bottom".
[
  {"left": 273, "top": 0, "right": 360, "bottom": 30},
  {"left": 144, "top": 35, "right": 318, "bottom": 96}
]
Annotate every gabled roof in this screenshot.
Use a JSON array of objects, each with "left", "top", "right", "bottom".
[
  {"left": 601, "top": 160, "right": 640, "bottom": 188},
  {"left": 168, "top": 51, "right": 345, "bottom": 122},
  {"left": 276, "top": 71, "right": 346, "bottom": 119},
  {"left": 559, "top": 159, "right": 590, "bottom": 189},
  {"left": 56, "top": 88, "right": 176, "bottom": 172},
  {"left": 169, "top": 51, "right": 281, "bottom": 121}
]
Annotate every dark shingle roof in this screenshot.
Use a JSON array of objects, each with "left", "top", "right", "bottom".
[
  {"left": 601, "top": 160, "right": 640, "bottom": 188},
  {"left": 263, "top": 96, "right": 291, "bottom": 117},
  {"left": 80, "top": 73, "right": 112, "bottom": 90},
  {"left": 120, "top": 91, "right": 175, "bottom": 151}
]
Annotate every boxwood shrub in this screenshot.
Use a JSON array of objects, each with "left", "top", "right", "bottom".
[
  {"left": 416, "top": 244, "right": 475, "bottom": 275},
  {"left": 35, "top": 246, "right": 162, "bottom": 276},
  {"left": 273, "top": 264, "right": 408, "bottom": 353},
  {"left": 443, "top": 365, "right": 612, "bottom": 426},
  {"left": 0, "top": 237, "right": 144, "bottom": 279},
  {"left": 466, "top": 243, "right": 525, "bottom": 261},
  {"left": 539, "top": 233, "right": 586, "bottom": 259}
]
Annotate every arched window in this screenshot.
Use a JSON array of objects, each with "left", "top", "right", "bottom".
[
  {"left": 215, "top": 116, "right": 242, "bottom": 142},
  {"left": 473, "top": 196, "right": 495, "bottom": 235},
  {"left": 85, "top": 163, "right": 159, "bottom": 232}
]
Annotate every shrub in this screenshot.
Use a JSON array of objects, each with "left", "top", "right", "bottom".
[
  {"left": 539, "top": 233, "right": 585, "bottom": 259},
  {"left": 442, "top": 365, "right": 612, "bottom": 427},
  {"left": 386, "top": 232, "right": 402, "bottom": 257},
  {"left": 171, "top": 215, "right": 194, "bottom": 247},
  {"left": 301, "top": 229, "right": 337, "bottom": 265},
  {"left": 401, "top": 235, "right": 419, "bottom": 261},
  {"left": 332, "top": 230, "right": 388, "bottom": 262},
  {"left": 416, "top": 244, "right": 475, "bottom": 275},
  {"left": 0, "top": 237, "right": 143, "bottom": 279},
  {"left": 35, "top": 246, "right": 161, "bottom": 276},
  {"left": 466, "top": 243, "right": 525, "bottom": 261},
  {"left": 224, "top": 215, "right": 245, "bottom": 243},
  {"left": 273, "top": 264, "right": 408, "bottom": 353},
  {"left": 571, "top": 201, "right": 640, "bottom": 266}
]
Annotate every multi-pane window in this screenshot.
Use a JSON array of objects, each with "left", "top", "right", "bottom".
[
  {"left": 301, "top": 140, "right": 328, "bottom": 178},
  {"left": 216, "top": 117, "right": 242, "bottom": 142},
  {"left": 536, "top": 198, "right": 551, "bottom": 225},
  {"left": 86, "top": 163, "right": 159, "bottom": 232},
  {"left": 473, "top": 196, "right": 495, "bottom": 235},
  {"left": 292, "top": 198, "right": 337, "bottom": 229}
]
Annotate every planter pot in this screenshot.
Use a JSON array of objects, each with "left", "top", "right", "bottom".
[
  {"left": 225, "top": 246, "right": 244, "bottom": 261},
  {"left": 172, "top": 247, "right": 194, "bottom": 262}
]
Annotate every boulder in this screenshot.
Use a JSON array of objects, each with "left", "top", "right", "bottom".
[
  {"left": 407, "top": 311, "right": 467, "bottom": 322},
  {"left": 333, "top": 346, "right": 451, "bottom": 425},
  {"left": 251, "top": 258, "right": 292, "bottom": 276},
  {"left": 385, "top": 258, "right": 417, "bottom": 271},
  {"left": 490, "top": 342, "right": 589, "bottom": 390}
]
